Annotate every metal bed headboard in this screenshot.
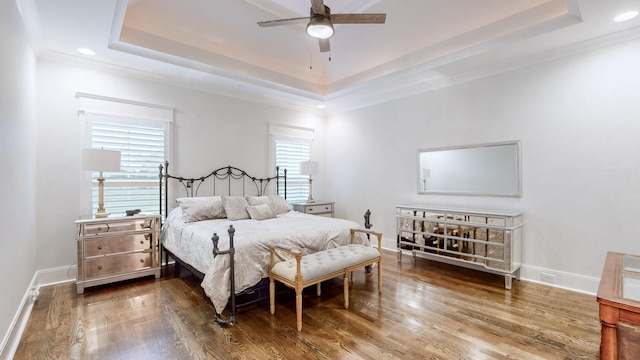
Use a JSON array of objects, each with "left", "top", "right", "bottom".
[{"left": 158, "top": 161, "right": 287, "bottom": 221}]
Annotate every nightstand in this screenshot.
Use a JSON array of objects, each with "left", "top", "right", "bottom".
[
  {"left": 291, "top": 201, "right": 334, "bottom": 217},
  {"left": 75, "top": 215, "right": 161, "bottom": 294}
]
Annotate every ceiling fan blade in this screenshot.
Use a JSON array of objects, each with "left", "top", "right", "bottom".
[
  {"left": 330, "top": 13, "right": 386, "bottom": 24},
  {"left": 258, "top": 17, "right": 309, "bottom": 27},
  {"left": 310, "top": 0, "right": 326, "bottom": 15},
  {"left": 319, "top": 39, "right": 330, "bottom": 52}
]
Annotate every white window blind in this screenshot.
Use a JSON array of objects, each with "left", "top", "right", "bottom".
[
  {"left": 269, "top": 124, "right": 315, "bottom": 203},
  {"left": 275, "top": 137, "right": 311, "bottom": 203},
  {"left": 88, "top": 114, "right": 168, "bottom": 216}
]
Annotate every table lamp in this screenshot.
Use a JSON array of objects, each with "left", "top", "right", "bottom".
[
  {"left": 299, "top": 160, "right": 319, "bottom": 203},
  {"left": 423, "top": 168, "right": 431, "bottom": 191},
  {"left": 81, "top": 148, "right": 121, "bottom": 218}
]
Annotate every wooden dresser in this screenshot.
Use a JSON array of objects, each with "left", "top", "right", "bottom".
[{"left": 75, "top": 215, "right": 161, "bottom": 294}]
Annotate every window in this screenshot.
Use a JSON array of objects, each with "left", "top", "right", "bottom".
[
  {"left": 270, "top": 124, "right": 314, "bottom": 203},
  {"left": 78, "top": 93, "right": 173, "bottom": 217},
  {"left": 88, "top": 115, "right": 169, "bottom": 216},
  {"left": 274, "top": 137, "right": 311, "bottom": 202}
]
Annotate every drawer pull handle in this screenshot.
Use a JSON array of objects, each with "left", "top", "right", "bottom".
[
  {"left": 140, "top": 259, "right": 145, "bottom": 263},
  {"left": 97, "top": 245, "right": 102, "bottom": 250},
  {"left": 140, "top": 240, "right": 145, "bottom": 244},
  {"left": 95, "top": 224, "right": 110, "bottom": 232},
  {"left": 97, "top": 265, "right": 103, "bottom": 270}
]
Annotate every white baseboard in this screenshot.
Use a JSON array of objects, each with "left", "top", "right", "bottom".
[
  {"left": 35, "top": 264, "right": 77, "bottom": 287},
  {"left": 0, "top": 266, "right": 76, "bottom": 360},
  {"left": 383, "top": 245, "right": 600, "bottom": 295},
  {"left": 0, "top": 275, "right": 37, "bottom": 360},
  {"left": 519, "top": 264, "right": 599, "bottom": 295}
]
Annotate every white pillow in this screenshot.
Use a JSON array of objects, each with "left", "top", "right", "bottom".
[
  {"left": 246, "top": 195, "right": 289, "bottom": 214},
  {"left": 245, "top": 195, "right": 269, "bottom": 206},
  {"left": 268, "top": 195, "right": 290, "bottom": 215},
  {"left": 246, "top": 203, "right": 276, "bottom": 220},
  {"left": 222, "top": 196, "right": 250, "bottom": 220},
  {"left": 176, "top": 196, "right": 226, "bottom": 222}
]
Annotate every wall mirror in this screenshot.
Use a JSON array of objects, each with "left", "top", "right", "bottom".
[{"left": 417, "top": 141, "right": 521, "bottom": 197}]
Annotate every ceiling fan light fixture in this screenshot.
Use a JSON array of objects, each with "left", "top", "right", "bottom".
[{"left": 307, "top": 15, "right": 334, "bottom": 39}]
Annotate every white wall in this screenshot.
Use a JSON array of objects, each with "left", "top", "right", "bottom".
[
  {"left": 327, "top": 37, "right": 640, "bottom": 292},
  {"left": 35, "top": 59, "right": 327, "bottom": 272},
  {"left": 0, "top": 0, "right": 38, "bottom": 353}
]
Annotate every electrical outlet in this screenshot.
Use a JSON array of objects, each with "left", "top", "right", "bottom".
[
  {"left": 30, "top": 288, "right": 40, "bottom": 303},
  {"left": 540, "top": 273, "right": 556, "bottom": 284}
]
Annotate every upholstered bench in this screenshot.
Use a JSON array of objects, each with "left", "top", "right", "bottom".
[{"left": 268, "top": 228, "right": 382, "bottom": 331}]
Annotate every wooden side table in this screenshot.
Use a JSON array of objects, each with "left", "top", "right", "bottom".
[{"left": 597, "top": 252, "right": 640, "bottom": 359}]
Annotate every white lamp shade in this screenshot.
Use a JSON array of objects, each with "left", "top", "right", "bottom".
[
  {"left": 81, "top": 148, "right": 121, "bottom": 172},
  {"left": 306, "top": 16, "right": 334, "bottom": 39},
  {"left": 300, "top": 161, "right": 319, "bottom": 176}
]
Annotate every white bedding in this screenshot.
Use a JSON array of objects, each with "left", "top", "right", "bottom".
[{"left": 161, "top": 207, "right": 368, "bottom": 313}]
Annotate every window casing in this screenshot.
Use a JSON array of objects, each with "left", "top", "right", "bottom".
[{"left": 87, "top": 115, "right": 169, "bottom": 216}]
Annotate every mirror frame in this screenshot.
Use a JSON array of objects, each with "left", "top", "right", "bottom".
[{"left": 417, "top": 140, "right": 522, "bottom": 197}]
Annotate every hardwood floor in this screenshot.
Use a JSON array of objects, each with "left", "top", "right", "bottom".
[{"left": 15, "top": 250, "right": 601, "bottom": 359}]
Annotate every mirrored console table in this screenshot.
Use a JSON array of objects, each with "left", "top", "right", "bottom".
[
  {"left": 396, "top": 204, "right": 523, "bottom": 289},
  {"left": 75, "top": 215, "right": 161, "bottom": 294}
]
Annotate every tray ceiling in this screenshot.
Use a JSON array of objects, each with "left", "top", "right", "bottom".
[{"left": 25, "top": 0, "right": 640, "bottom": 111}]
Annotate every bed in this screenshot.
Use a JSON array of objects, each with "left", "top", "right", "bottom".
[{"left": 158, "top": 162, "right": 372, "bottom": 324}]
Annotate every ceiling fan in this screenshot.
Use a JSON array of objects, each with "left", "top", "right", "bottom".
[{"left": 257, "top": 0, "right": 386, "bottom": 53}]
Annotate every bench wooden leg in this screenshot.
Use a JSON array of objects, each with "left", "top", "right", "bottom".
[
  {"left": 269, "top": 278, "right": 275, "bottom": 314},
  {"left": 317, "top": 283, "right": 321, "bottom": 296},
  {"left": 296, "top": 290, "right": 303, "bottom": 331},
  {"left": 378, "top": 261, "right": 382, "bottom": 294},
  {"left": 343, "top": 273, "right": 349, "bottom": 309}
]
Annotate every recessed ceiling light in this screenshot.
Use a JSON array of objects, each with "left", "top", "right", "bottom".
[
  {"left": 614, "top": 10, "right": 639, "bottom": 22},
  {"left": 77, "top": 48, "right": 96, "bottom": 56},
  {"left": 317, "top": 104, "right": 326, "bottom": 109}
]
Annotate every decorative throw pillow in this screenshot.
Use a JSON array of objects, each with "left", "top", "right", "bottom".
[
  {"left": 245, "top": 195, "right": 269, "bottom": 206},
  {"left": 246, "top": 195, "right": 289, "bottom": 215},
  {"left": 246, "top": 203, "right": 276, "bottom": 220},
  {"left": 268, "top": 195, "right": 290, "bottom": 215},
  {"left": 222, "top": 196, "right": 250, "bottom": 220},
  {"left": 176, "top": 196, "right": 226, "bottom": 222}
]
